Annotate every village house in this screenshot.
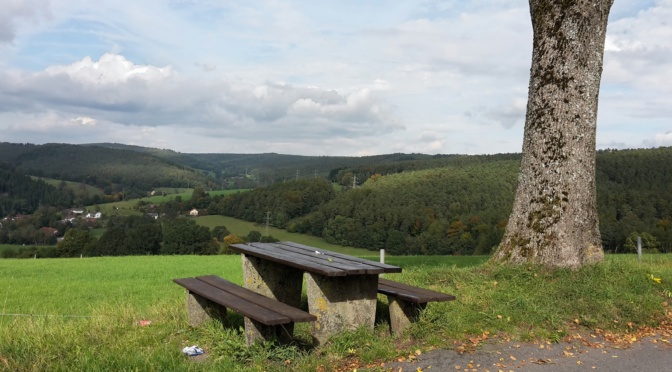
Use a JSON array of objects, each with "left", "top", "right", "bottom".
[{"left": 85, "top": 212, "right": 102, "bottom": 219}]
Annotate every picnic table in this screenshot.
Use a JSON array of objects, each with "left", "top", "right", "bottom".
[{"left": 228, "top": 241, "right": 401, "bottom": 344}]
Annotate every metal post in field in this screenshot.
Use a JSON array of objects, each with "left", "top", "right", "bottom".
[{"left": 637, "top": 236, "right": 642, "bottom": 261}]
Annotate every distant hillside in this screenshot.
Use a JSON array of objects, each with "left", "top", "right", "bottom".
[
  {"left": 33, "top": 177, "right": 105, "bottom": 205},
  {"left": 91, "top": 142, "right": 436, "bottom": 178},
  {"left": 91, "top": 142, "right": 522, "bottom": 187},
  {"left": 0, "top": 163, "right": 75, "bottom": 215},
  {"left": 213, "top": 146, "right": 672, "bottom": 255},
  {"left": 0, "top": 143, "right": 212, "bottom": 198}
]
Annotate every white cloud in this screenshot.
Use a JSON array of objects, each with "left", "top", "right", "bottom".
[
  {"left": 0, "top": 1, "right": 670, "bottom": 156},
  {"left": 72, "top": 116, "right": 97, "bottom": 126},
  {"left": 0, "top": 0, "right": 51, "bottom": 44},
  {"left": 0, "top": 53, "right": 403, "bottom": 149},
  {"left": 44, "top": 53, "right": 173, "bottom": 85},
  {"left": 653, "top": 132, "right": 672, "bottom": 147},
  {"left": 604, "top": 1, "right": 672, "bottom": 94},
  {"left": 485, "top": 98, "right": 527, "bottom": 129}
]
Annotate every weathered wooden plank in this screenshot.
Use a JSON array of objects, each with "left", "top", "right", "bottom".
[
  {"left": 248, "top": 242, "right": 377, "bottom": 275},
  {"left": 229, "top": 243, "right": 347, "bottom": 276},
  {"left": 378, "top": 278, "right": 456, "bottom": 304},
  {"left": 279, "top": 241, "right": 402, "bottom": 273},
  {"left": 196, "top": 275, "right": 316, "bottom": 323},
  {"left": 173, "top": 277, "right": 291, "bottom": 325}
]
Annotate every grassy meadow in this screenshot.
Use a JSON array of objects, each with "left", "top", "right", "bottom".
[
  {"left": 1, "top": 254, "right": 670, "bottom": 371},
  {"left": 89, "top": 189, "right": 248, "bottom": 216},
  {"left": 196, "top": 215, "right": 370, "bottom": 256},
  {"left": 32, "top": 177, "right": 105, "bottom": 200}
]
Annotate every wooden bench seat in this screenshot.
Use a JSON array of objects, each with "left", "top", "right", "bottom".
[
  {"left": 174, "top": 275, "right": 316, "bottom": 345},
  {"left": 377, "top": 278, "right": 455, "bottom": 334}
]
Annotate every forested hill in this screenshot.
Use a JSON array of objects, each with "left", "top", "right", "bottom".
[
  {"left": 0, "top": 164, "right": 74, "bottom": 215},
  {"left": 213, "top": 147, "right": 672, "bottom": 255},
  {"left": 215, "top": 161, "right": 519, "bottom": 255},
  {"left": 92, "top": 142, "right": 525, "bottom": 187},
  {"left": 91, "top": 142, "right": 447, "bottom": 182},
  {"left": 596, "top": 147, "right": 672, "bottom": 252},
  {"left": 0, "top": 142, "right": 211, "bottom": 196}
]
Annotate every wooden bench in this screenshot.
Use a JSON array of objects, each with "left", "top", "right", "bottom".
[
  {"left": 377, "top": 278, "right": 456, "bottom": 334},
  {"left": 173, "top": 275, "right": 316, "bottom": 346}
]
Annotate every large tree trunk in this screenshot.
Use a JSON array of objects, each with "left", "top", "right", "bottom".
[{"left": 493, "top": 0, "right": 613, "bottom": 268}]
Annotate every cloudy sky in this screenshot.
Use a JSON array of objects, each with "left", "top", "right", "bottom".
[{"left": 1, "top": 0, "right": 670, "bottom": 156}]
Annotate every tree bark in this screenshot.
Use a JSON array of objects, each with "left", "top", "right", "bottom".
[{"left": 493, "top": 0, "right": 613, "bottom": 268}]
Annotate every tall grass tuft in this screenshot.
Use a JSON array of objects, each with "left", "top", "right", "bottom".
[{"left": 406, "top": 255, "right": 672, "bottom": 344}]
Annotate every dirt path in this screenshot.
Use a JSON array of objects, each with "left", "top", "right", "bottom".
[{"left": 375, "top": 334, "right": 671, "bottom": 371}]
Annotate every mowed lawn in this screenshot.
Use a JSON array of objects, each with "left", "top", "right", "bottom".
[
  {"left": 0, "top": 254, "right": 486, "bottom": 317},
  {"left": 0, "top": 255, "right": 244, "bottom": 317}
]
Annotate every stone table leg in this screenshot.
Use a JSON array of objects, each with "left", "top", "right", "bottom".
[
  {"left": 306, "top": 274, "right": 378, "bottom": 345},
  {"left": 186, "top": 290, "right": 226, "bottom": 327},
  {"left": 387, "top": 296, "right": 427, "bottom": 334},
  {"left": 241, "top": 254, "right": 304, "bottom": 345}
]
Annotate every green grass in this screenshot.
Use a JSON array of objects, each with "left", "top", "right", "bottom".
[
  {"left": 0, "top": 255, "right": 244, "bottom": 316},
  {"left": 0, "top": 245, "right": 15, "bottom": 255},
  {"left": 31, "top": 177, "right": 105, "bottom": 200},
  {"left": 196, "top": 215, "right": 371, "bottom": 256},
  {"left": 89, "top": 189, "right": 249, "bottom": 216},
  {"left": 1, "top": 254, "right": 670, "bottom": 371},
  {"left": 0, "top": 244, "right": 50, "bottom": 255}
]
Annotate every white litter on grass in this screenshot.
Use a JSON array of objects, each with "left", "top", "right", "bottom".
[{"left": 182, "top": 346, "right": 204, "bottom": 356}]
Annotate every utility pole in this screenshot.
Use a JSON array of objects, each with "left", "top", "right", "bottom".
[
  {"left": 265, "top": 211, "right": 271, "bottom": 237},
  {"left": 352, "top": 174, "right": 357, "bottom": 189}
]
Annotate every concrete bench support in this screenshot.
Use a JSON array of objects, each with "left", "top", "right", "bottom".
[
  {"left": 186, "top": 290, "right": 227, "bottom": 327},
  {"left": 387, "top": 297, "right": 427, "bottom": 334},
  {"left": 306, "top": 273, "right": 378, "bottom": 345},
  {"left": 377, "top": 278, "right": 455, "bottom": 335},
  {"left": 241, "top": 254, "right": 304, "bottom": 344}
]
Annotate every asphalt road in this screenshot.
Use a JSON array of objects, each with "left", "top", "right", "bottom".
[{"left": 377, "top": 335, "right": 672, "bottom": 371}]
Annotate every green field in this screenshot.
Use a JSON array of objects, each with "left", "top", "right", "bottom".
[
  {"left": 89, "top": 189, "right": 249, "bottom": 216},
  {"left": 0, "top": 244, "right": 14, "bottom": 255},
  {"left": 32, "top": 177, "right": 106, "bottom": 198},
  {"left": 196, "top": 215, "right": 371, "bottom": 256},
  {"left": 0, "top": 255, "right": 244, "bottom": 316},
  {"left": 0, "top": 255, "right": 483, "bottom": 316},
  {"left": 1, "top": 254, "right": 670, "bottom": 370},
  {"left": 1, "top": 244, "right": 50, "bottom": 253}
]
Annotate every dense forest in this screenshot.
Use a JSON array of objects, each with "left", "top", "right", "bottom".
[
  {"left": 0, "top": 164, "right": 74, "bottom": 215},
  {"left": 209, "top": 178, "right": 336, "bottom": 228},
  {"left": 214, "top": 147, "right": 672, "bottom": 255},
  {"left": 0, "top": 143, "right": 211, "bottom": 198}
]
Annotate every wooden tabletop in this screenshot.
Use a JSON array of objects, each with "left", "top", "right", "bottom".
[{"left": 229, "top": 241, "right": 402, "bottom": 277}]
